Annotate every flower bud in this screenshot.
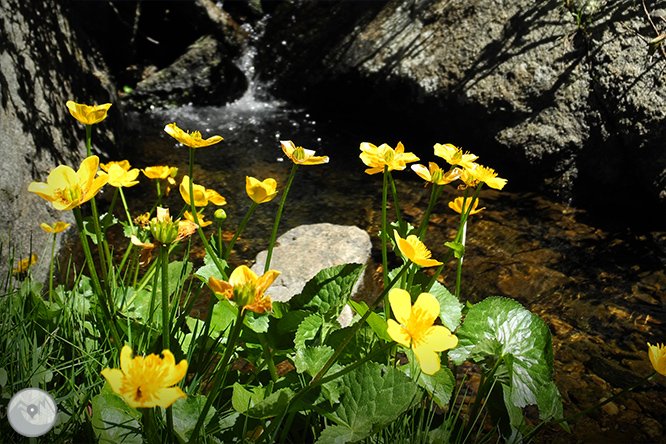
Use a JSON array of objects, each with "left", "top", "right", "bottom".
[
  {"left": 214, "top": 209, "right": 227, "bottom": 223},
  {"left": 232, "top": 281, "right": 256, "bottom": 308}
]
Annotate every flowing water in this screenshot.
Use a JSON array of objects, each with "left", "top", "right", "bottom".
[{"left": 73, "top": 30, "right": 666, "bottom": 443}]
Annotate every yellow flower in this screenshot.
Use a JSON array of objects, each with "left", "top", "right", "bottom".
[
  {"left": 130, "top": 236, "right": 158, "bottom": 265},
  {"left": 246, "top": 176, "right": 278, "bottom": 203},
  {"left": 100, "top": 160, "right": 131, "bottom": 172},
  {"left": 101, "top": 345, "right": 188, "bottom": 409},
  {"left": 184, "top": 210, "right": 212, "bottom": 227},
  {"left": 28, "top": 156, "right": 108, "bottom": 211},
  {"left": 142, "top": 166, "right": 178, "bottom": 195},
  {"left": 359, "top": 142, "right": 419, "bottom": 175},
  {"left": 98, "top": 163, "right": 140, "bottom": 188},
  {"left": 411, "top": 162, "right": 462, "bottom": 185},
  {"left": 281, "top": 140, "right": 329, "bottom": 165},
  {"left": 394, "top": 230, "right": 442, "bottom": 267},
  {"left": 179, "top": 176, "right": 226, "bottom": 207},
  {"left": 164, "top": 122, "right": 223, "bottom": 148},
  {"left": 468, "top": 164, "right": 507, "bottom": 190},
  {"left": 386, "top": 289, "right": 458, "bottom": 375},
  {"left": 66, "top": 101, "right": 112, "bottom": 125},
  {"left": 40, "top": 221, "right": 71, "bottom": 234},
  {"left": 448, "top": 196, "right": 485, "bottom": 215},
  {"left": 648, "top": 342, "right": 666, "bottom": 376},
  {"left": 208, "top": 265, "right": 280, "bottom": 314},
  {"left": 433, "top": 143, "right": 478, "bottom": 170},
  {"left": 12, "top": 254, "right": 37, "bottom": 274}
]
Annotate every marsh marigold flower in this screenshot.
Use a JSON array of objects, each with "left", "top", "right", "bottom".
[
  {"left": 411, "top": 162, "right": 462, "bottom": 186},
  {"left": 468, "top": 164, "right": 507, "bottom": 190},
  {"left": 394, "top": 230, "right": 443, "bottom": 267},
  {"left": 449, "top": 196, "right": 485, "bottom": 215},
  {"left": 246, "top": 176, "right": 278, "bottom": 204},
  {"left": 180, "top": 176, "right": 226, "bottom": 207},
  {"left": 386, "top": 289, "right": 458, "bottom": 375},
  {"left": 100, "top": 160, "right": 130, "bottom": 172},
  {"left": 12, "top": 254, "right": 37, "bottom": 274},
  {"left": 281, "top": 140, "right": 329, "bottom": 165},
  {"left": 359, "top": 142, "right": 419, "bottom": 175},
  {"left": 28, "top": 156, "right": 108, "bottom": 211},
  {"left": 209, "top": 265, "right": 280, "bottom": 314},
  {"left": 101, "top": 345, "right": 187, "bottom": 409},
  {"left": 433, "top": 143, "right": 478, "bottom": 170},
  {"left": 98, "top": 163, "right": 140, "bottom": 188},
  {"left": 164, "top": 123, "right": 223, "bottom": 148},
  {"left": 648, "top": 342, "right": 666, "bottom": 376},
  {"left": 40, "top": 221, "right": 71, "bottom": 234},
  {"left": 66, "top": 101, "right": 112, "bottom": 125},
  {"left": 184, "top": 210, "right": 212, "bottom": 227},
  {"left": 142, "top": 166, "right": 178, "bottom": 195}
]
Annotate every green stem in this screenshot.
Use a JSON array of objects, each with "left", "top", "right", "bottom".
[
  {"left": 73, "top": 207, "right": 121, "bottom": 350},
  {"left": 381, "top": 165, "right": 389, "bottom": 290},
  {"left": 265, "top": 163, "right": 298, "bottom": 273},
  {"left": 85, "top": 124, "right": 92, "bottom": 157},
  {"left": 119, "top": 187, "right": 135, "bottom": 236},
  {"left": 142, "top": 408, "right": 160, "bottom": 444},
  {"left": 189, "top": 309, "right": 246, "bottom": 443},
  {"left": 417, "top": 184, "right": 443, "bottom": 240},
  {"left": 188, "top": 147, "right": 228, "bottom": 280},
  {"left": 387, "top": 170, "right": 402, "bottom": 224},
  {"left": 48, "top": 234, "right": 56, "bottom": 302},
  {"left": 224, "top": 202, "right": 258, "bottom": 261},
  {"left": 258, "top": 332, "right": 279, "bottom": 382}
]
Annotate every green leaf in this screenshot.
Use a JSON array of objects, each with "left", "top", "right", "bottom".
[
  {"left": 316, "top": 362, "right": 420, "bottom": 444},
  {"left": 293, "top": 346, "right": 334, "bottom": 376},
  {"left": 246, "top": 388, "right": 296, "bottom": 419},
  {"left": 232, "top": 383, "right": 266, "bottom": 414},
  {"left": 419, "top": 277, "right": 462, "bottom": 333},
  {"left": 210, "top": 300, "right": 236, "bottom": 337},
  {"left": 168, "top": 395, "right": 216, "bottom": 442},
  {"left": 193, "top": 251, "right": 228, "bottom": 284},
  {"left": 288, "top": 264, "right": 365, "bottom": 317},
  {"left": 0, "top": 368, "right": 7, "bottom": 387},
  {"left": 295, "top": 314, "right": 323, "bottom": 350},
  {"left": 324, "top": 324, "right": 379, "bottom": 366},
  {"left": 444, "top": 241, "right": 464, "bottom": 259},
  {"left": 83, "top": 212, "right": 117, "bottom": 245},
  {"left": 538, "top": 381, "right": 569, "bottom": 431},
  {"left": 348, "top": 300, "right": 391, "bottom": 342},
  {"left": 91, "top": 391, "right": 142, "bottom": 444},
  {"left": 417, "top": 365, "right": 456, "bottom": 409},
  {"left": 449, "top": 296, "right": 553, "bottom": 408}
]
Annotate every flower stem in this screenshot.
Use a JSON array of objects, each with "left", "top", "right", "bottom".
[
  {"left": 265, "top": 163, "right": 298, "bottom": 273},
  {"left": 387, "top": 170, "right": 402, "bottom": 224},
  {"left": 381, "top": 165, "right": 389, "bottom": 288},
  {"left": 188, "top": 147, "right": 228, "bottom": 280},
  {"left": 189, "top": 309, "right": 246, "bottom": 443},
  {"left": 224, "top": 201, "right": 258, "bottom": 261},
  {"left": 118, "top": 187, "right": 135, "bottom": 236},
  {"left": 73, "top": 207, "right": 121, "bottom": 350},
  {"left": 258, "top": 332, "right": 279, "bottom": 382},
  {"left": 48, "top": 234, "right": 56, "bottom": 302},
  {"left": 417, "top": 184, "right": 443, "bottom": 240}
]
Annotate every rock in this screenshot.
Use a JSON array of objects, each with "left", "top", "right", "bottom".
[
  {"left": 124, "top": 34, "right": 247, "bottom": 110},
  {"left": 256, "top": 0, "right": 666, "bottom": 230},
  {"left": 251, "top": 223, "right": 374, "bottom": 326},
  {"left": 0, "top": 0, "right": 118, "bottom": 280}
]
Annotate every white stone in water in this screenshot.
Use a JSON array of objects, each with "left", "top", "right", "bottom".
[{"left": 251, "top": 223, "right": 373, "bottom": 327}]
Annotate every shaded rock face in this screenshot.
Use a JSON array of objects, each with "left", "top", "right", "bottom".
[
  {"left": 0, "top": 0, "right": 117, "bottom": 275},
  {"left": 125, "top": 35, "right": 248, "bottom": 111},
  {"left": 256, "top": 0, "right": 666, "bottom": 230}
]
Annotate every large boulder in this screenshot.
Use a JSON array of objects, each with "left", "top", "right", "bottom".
[
  {"left": 251, "top": 223, "right": 375, "bottom": 326},
  {"left": 256, "top": 0, "right": 666, "bottom": 229},
  {"left": 0, "top": 0, "right": 118, "bottom": 278}
]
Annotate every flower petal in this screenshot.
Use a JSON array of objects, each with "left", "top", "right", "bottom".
[
  {"left": 229, "top": 265, "right": 259, "bottom": 287},
  {"left": 420, "top": 325, "right": 458, "bottom": 353},
  {"left": 100, "top": 368, "right": 125, "bottom": 395},
  {"left": 153, "top": 386, "right": 187, "bottom": 408},
  {"left": 255, "top": 270, "right": 280, "bottom": 297},
  {"left": 411, "top": 292, "right": 441, "bottom": 327},
  {"left": 388, "top": 288, "right": 412, "bottom": 326},
  {"left": 412, "top": 345, "right": 442, "bottom": 375},
  {"left": 120, "top": 345, "right": 133, "bottom": 376},
  {"left": 387, "top": 319, "right": 411, "bottom": 347},
  {"left": 159, "top": 350, "right": 189, "bottom": 387}
]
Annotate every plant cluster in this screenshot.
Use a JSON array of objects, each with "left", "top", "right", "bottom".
[{"left": 1, "top": 101, "right": 664, "bottom": 443}]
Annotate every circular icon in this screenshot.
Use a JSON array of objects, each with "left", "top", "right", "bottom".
[{"left": 7, "top": 388, "right": 57, "bottom": 437}]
